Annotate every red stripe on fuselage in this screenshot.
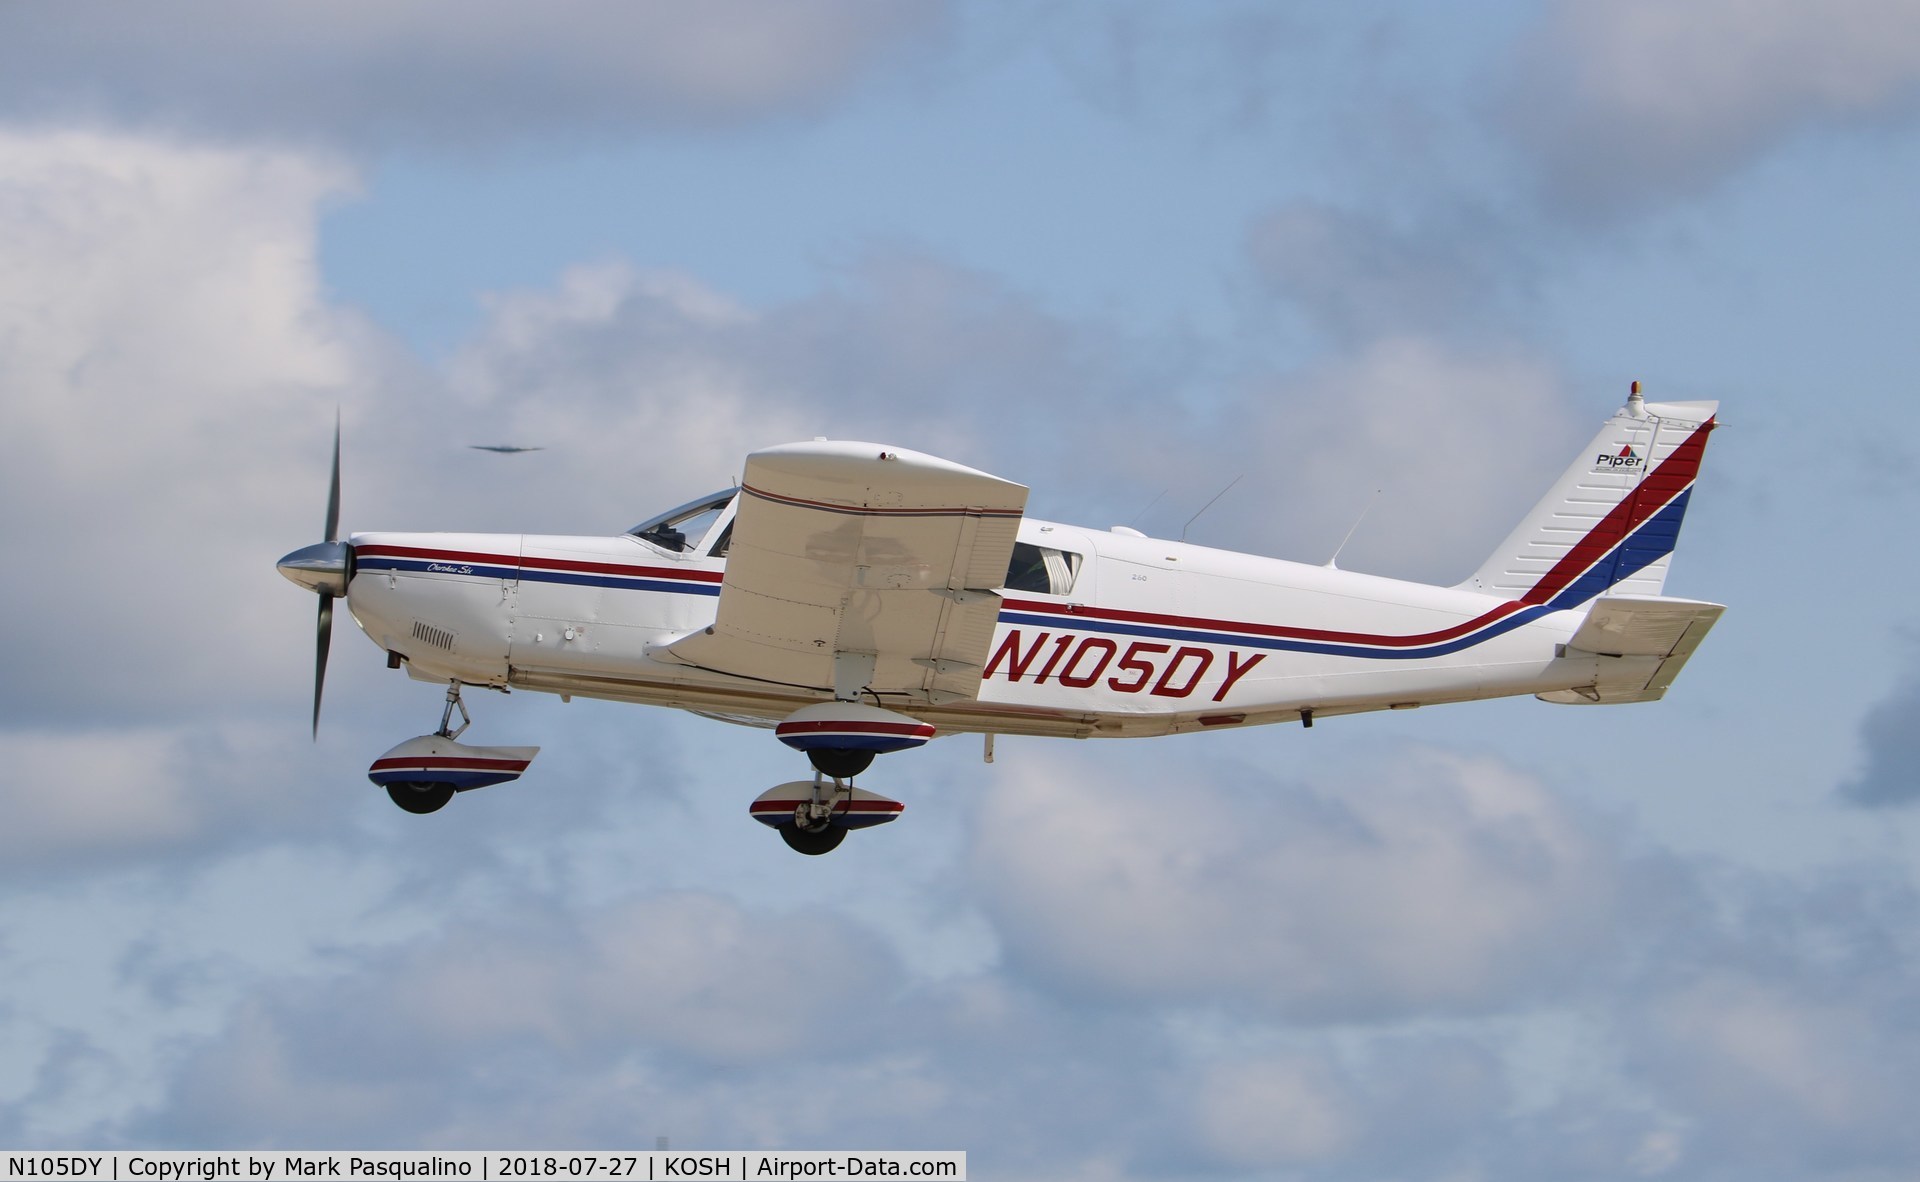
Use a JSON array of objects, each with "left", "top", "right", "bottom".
[
  {"left": 352, "top": 544, "right": 722, "bottom": 584},
  {"left": 1000, "top": 596, "right": 1532, "bottom": 650}
]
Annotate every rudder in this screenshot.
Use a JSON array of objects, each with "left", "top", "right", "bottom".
[{"left": 1460, "top": 387, "right": 1718, "bottom": 607}]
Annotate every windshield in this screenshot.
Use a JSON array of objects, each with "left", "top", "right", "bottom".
[{"left": 627, "top": 490, "right": 736, "bottom": 554}]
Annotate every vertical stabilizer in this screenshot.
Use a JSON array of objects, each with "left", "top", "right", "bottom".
[{"left": 1460, "top": 390, "right": 1717, "bottom": 606}]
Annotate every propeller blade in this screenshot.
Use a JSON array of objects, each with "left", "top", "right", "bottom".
[
  {"left": 314, "top": 592, "right": 333, "bottom": 740},
  {"left": 324, "top": 412, "right": 342, "bottom": 543}
]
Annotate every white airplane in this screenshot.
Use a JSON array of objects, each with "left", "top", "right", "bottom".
[{"left": 279, "top": 386, "right": 1722, "bottom": 854}]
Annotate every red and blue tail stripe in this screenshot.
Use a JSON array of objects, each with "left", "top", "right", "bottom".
[{"left": 1518, "top": 418, "right": 1712, "bottom": 609}]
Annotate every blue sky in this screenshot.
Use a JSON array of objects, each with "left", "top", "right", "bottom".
[{"left": 4, "top": 2, "right": 1920, "bottom": 1177}]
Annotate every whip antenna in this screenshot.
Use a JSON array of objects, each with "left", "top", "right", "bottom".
[
  {"left": 1180, "top": 474, "right": 1243, "bottom": 542},
  {"left": 1325, "top": 488, "right": 1382, "bottom": 570}
]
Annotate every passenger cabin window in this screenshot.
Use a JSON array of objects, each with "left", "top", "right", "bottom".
[
  {"left": 628, "top": 491, "right": 735, "bottom": 554},
  {"left": 1004, "top": 541, "right": 1080, "bottom": 595}
]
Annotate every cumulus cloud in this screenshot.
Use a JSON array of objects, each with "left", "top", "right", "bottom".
[
  {"left": 1502, "top": 0, "right": 1920, "bottom": 214},
  {"left": 0, "top": 129, "right": 379, "bottom": 722},
  {"left": 132, "top": 892, "right": 902, "bottom": 1146},
  {"left": 444, "top": 247, "right": 1591, "bottom": 592},
  {"left": 1211, "top": 337, "right": 1582, "bottom": 581},
  {"left": 0, "top": 2, "right": 947, "bottom": 149},
  {"left": 435, "top": 250, "right": 1179, "bottom": 534},
  {"left": 1610, "top": 872, "right": 1920, "bottom": 1175},
  {"left": 971, "top": 745, "right": 1623, "bottom": 1022},
  {"left": 1187, "top": 1053, "right": 1360, "bottom": 1165},
  {"left": 0, "top": 723, "right": 347, "bottom": 873}
]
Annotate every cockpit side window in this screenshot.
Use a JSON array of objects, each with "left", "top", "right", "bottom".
[
  {"left": 1004, "top": 541, "right": 1080, "bottom": 595},
  {"left": 627, "top": 491, "right": 736, "bottom": 554}
]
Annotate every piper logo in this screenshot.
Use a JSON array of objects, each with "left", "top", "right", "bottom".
[{"left": 1594, "top": 443, "right": 1646, "bottom": 472}]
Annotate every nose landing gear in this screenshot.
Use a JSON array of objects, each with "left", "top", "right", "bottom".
[{"left": 366, "top": 683, "right": 541, "bottom": 815}]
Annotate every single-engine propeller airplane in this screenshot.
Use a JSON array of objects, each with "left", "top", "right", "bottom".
[{"left": 279, "top": 385, "right": 1722, "bottom": 854}]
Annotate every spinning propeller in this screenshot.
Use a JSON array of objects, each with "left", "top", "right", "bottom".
[{"left": 275, "top": 417, "right": 355, "bottom": 737}]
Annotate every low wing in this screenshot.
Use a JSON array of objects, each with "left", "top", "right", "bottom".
[
  {"left": 1540, "top": 595, "right": 1725, "bottom": 704},
  {"left": 663, "top": 441, "right": 1027, "bottom": 704}
]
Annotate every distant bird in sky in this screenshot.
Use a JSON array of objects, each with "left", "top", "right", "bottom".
[{"left": 469, "top": 445, "right": 545, "bottom": 454}]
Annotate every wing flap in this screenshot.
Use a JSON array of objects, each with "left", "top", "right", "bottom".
[{"left": 664, "top": 441, "right": 1027, "bottom": 700}]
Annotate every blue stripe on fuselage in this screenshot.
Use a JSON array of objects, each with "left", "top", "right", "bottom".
[{"left": 993, "top": 603, "right": 1562, "bottom": 661}]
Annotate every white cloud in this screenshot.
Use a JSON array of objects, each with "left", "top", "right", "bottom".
[
  {"left": 430, "top": 250, "right": 1173, "bottom": 535},
  {"left": 971, "top": 744, "right": 1621, "bottom": 1021},
  {"left": 1211, "top": 337, "right": 1582, "bottom": 581},
  {"left": 1504, "top": 0, "right": 1920, "bottom": 213},
  {"left": 1612, "top": 925, "right": 1920, "bottom": 1174},
  {"left": 439, "top": 261, "right": 818, "bottom": 521},
  {"left": 0, "top": 129, "right": 374, "bottom": 721},
  {"left": 130, "top": 891, "right": 917, "bottom": 1146},
  {"left": 0, "top": 724, "right": 335, "bottom": 870},
  {"left": 1189, "top": 1054, "right": 1359, "bottom": 1165},
  {"left": 1652, "top": 975, "right": 1883, "bottom": 1132}
]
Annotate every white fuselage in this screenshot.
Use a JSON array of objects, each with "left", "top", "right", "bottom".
[{"left": 344, "top": 512, "right": 1610, "bottom": 741}]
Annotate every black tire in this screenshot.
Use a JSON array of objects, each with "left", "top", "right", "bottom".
[
  {"left": 778, "top": 824, "right": 847, "bottom": 856},
  {"left": 806, "top": 747, "right": 874, "bottom": 779},
  {"left": 387, "top": 781, "right": 456, "bottom": 814}
]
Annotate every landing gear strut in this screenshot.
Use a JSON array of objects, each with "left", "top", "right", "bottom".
[
  {"left": 383, "top": 685, "right": 471, "bottom": 815},
  {"left": 780, "top": 773, "right": 852, "bottom": 856},
  {"left": 435, "top": 682, "right": 471, "bottom": 741},
  {"left": 750, "top": 769, "right": 904, "bottom": 855},
  {"left": 756, "top": 702, "right": 922, "bottom": 853}
]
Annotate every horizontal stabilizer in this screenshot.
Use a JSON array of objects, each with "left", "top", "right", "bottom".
[{"left": 1539, "top": 595, "right": 1723, "bottom": 704}]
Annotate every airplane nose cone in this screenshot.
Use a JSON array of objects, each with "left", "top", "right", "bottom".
[{"left": 278, "top": 540, "right": 354, "bottom": 596}]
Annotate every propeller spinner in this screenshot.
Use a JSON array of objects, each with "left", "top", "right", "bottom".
[{"left": 277, "top": 417, "right": 354, "bottom": 737}]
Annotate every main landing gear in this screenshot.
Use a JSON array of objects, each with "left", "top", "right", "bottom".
[
  {"left": 748, "top": 772, "right": 905, "bottom": 855},
  {"left": 749, "top": 702, "right": 927, "bottom": 855},
  {"left": 365, "top": 683, "right": 540, "bottom": 815},
  {"left": 783, "top": 773, "right": 852, "bottom": 856}
]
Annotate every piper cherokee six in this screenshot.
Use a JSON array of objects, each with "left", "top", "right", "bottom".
[{"left": 278, "top": 386, "right": 1722, "bottom": 854}]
